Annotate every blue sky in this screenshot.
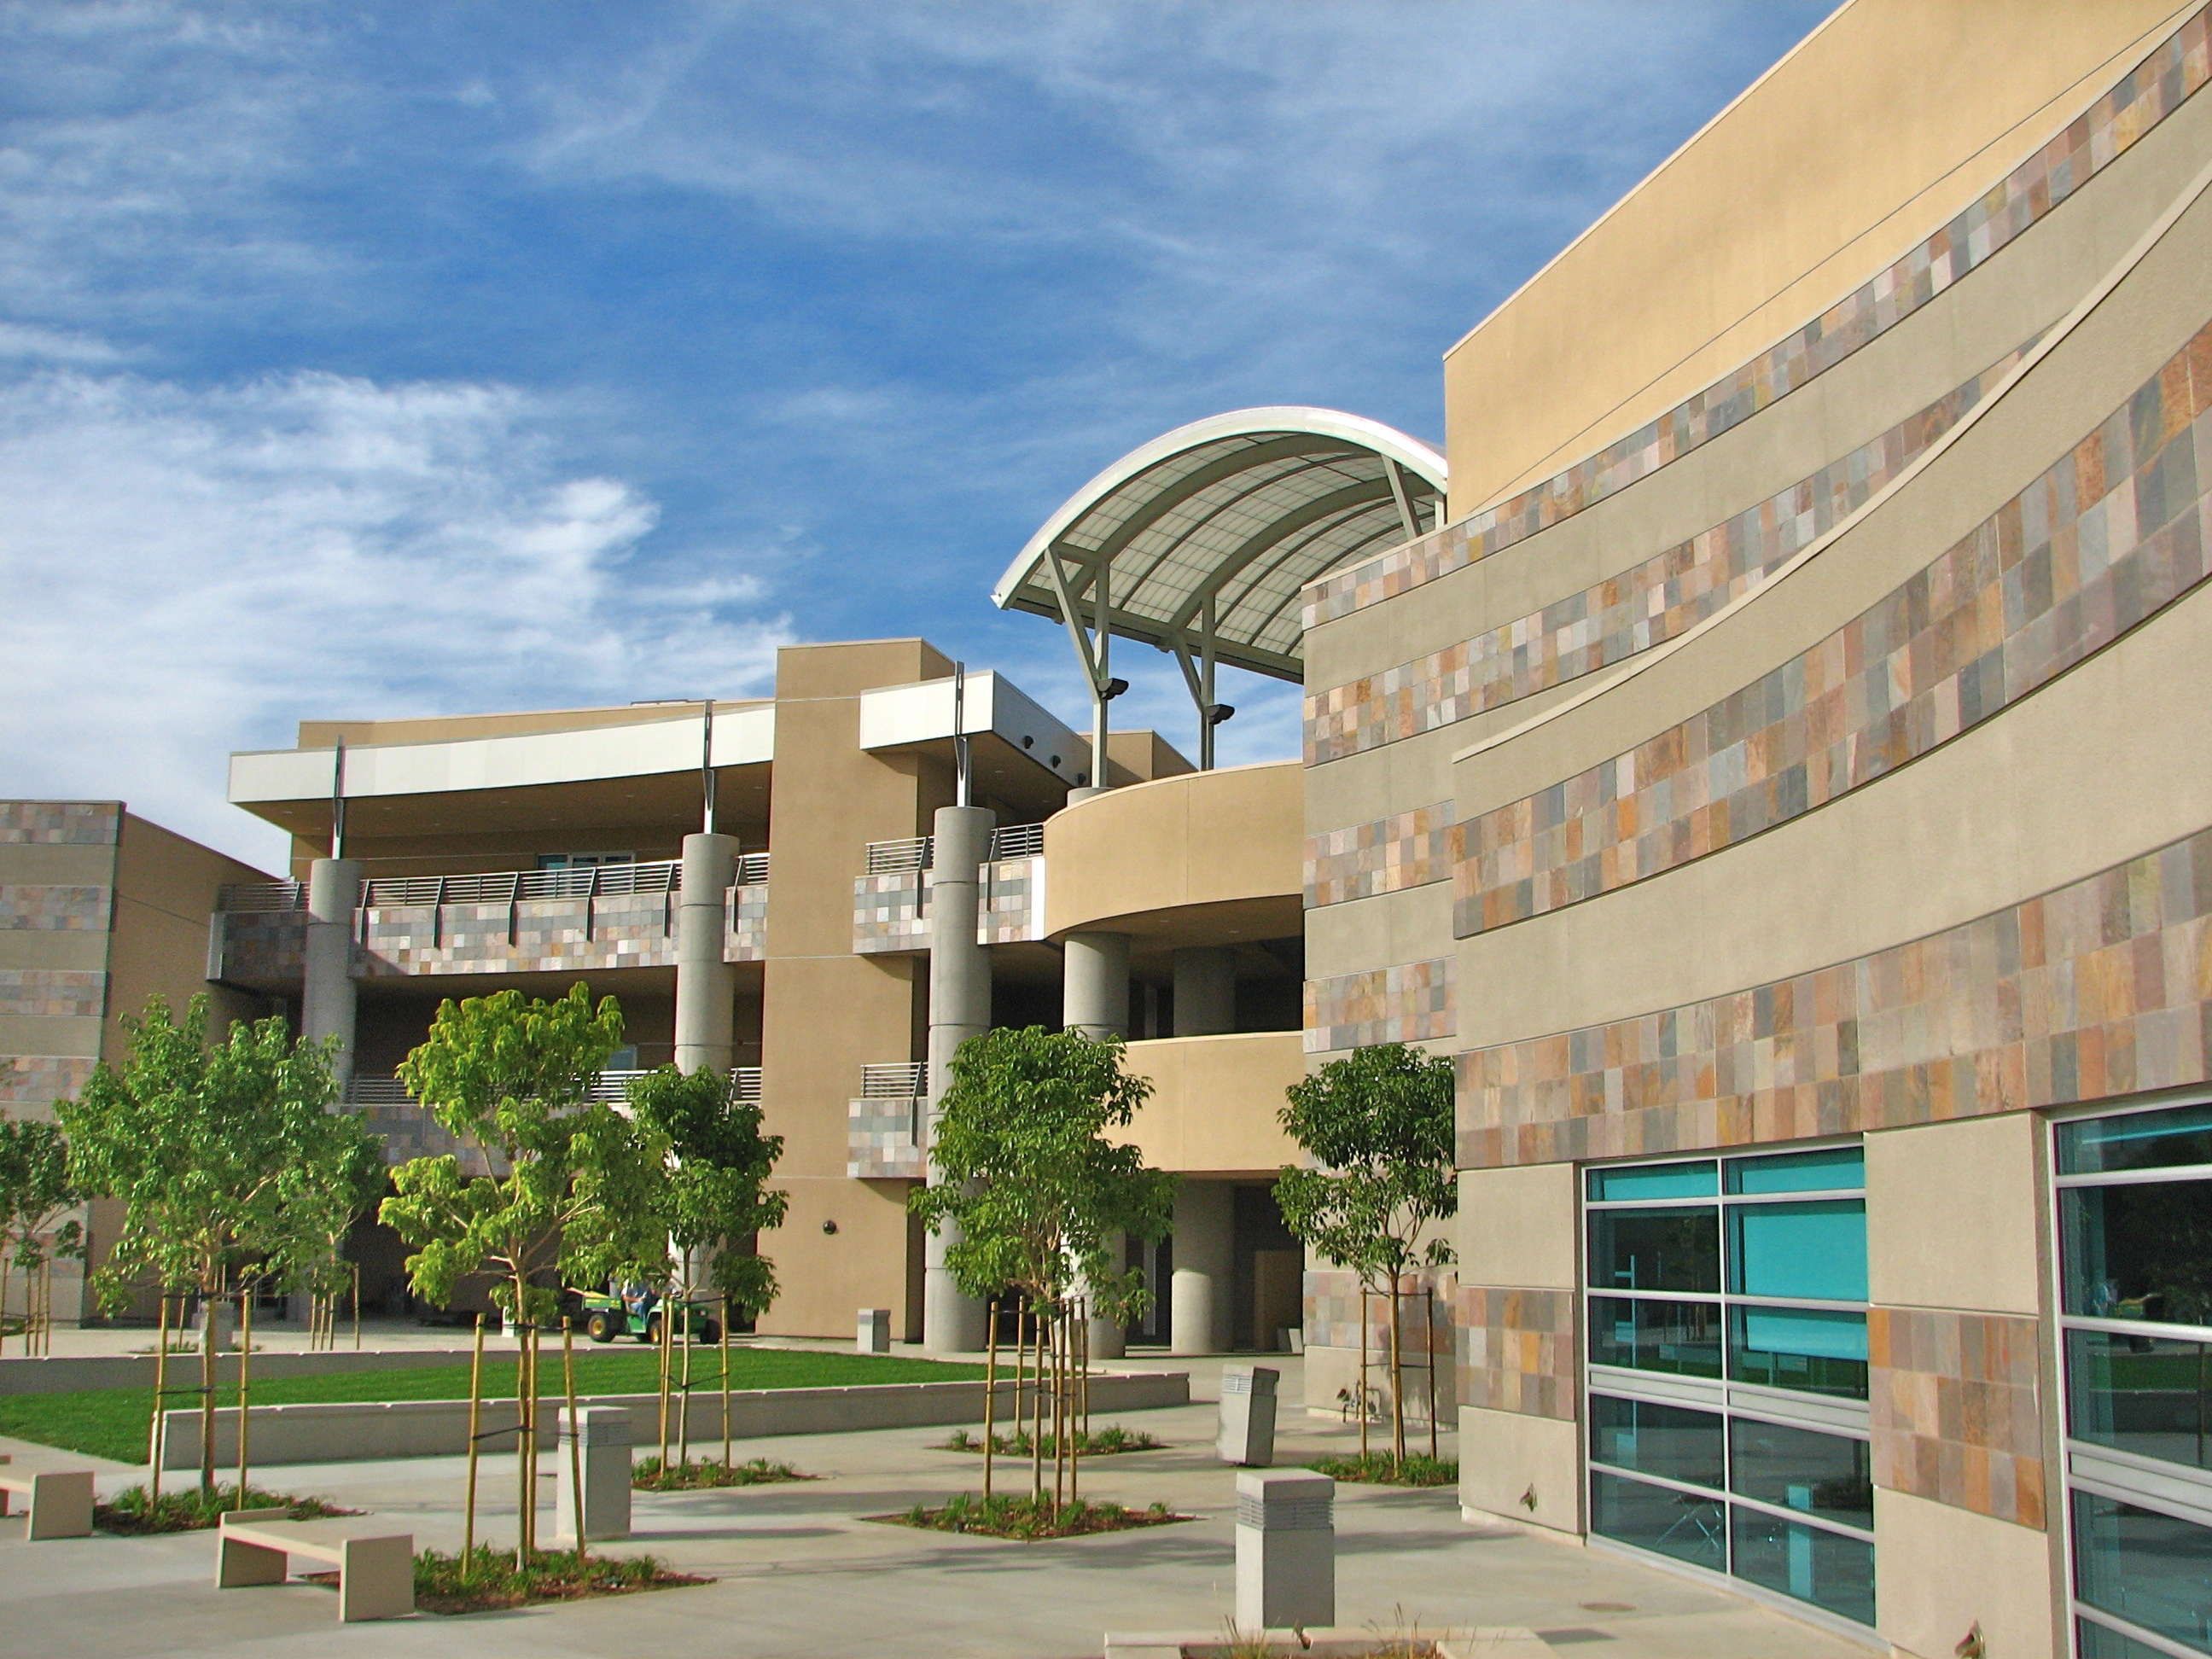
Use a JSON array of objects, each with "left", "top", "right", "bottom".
[{"left": 0, "top": 2, "right": 1832, "bottom": 867}]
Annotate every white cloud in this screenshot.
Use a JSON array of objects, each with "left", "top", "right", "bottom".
[{"left": 0, "top": 367, "right": 790, "bottom": 867}]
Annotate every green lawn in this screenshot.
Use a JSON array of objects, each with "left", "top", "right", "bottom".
[{"left": 0, "top": 1347, "right": 987, "bottom": 1464}]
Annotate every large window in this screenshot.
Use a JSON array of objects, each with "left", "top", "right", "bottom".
[
  {"left": 1586, "top": 1143, "right": 1874, "bottom": 1630},
  {"left": 2058, "top": 1102, "right": 2212, "bottom": 1658}
]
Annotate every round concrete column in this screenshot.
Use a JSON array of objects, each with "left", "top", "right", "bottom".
[
  {"left": 1062, "top": 932, "right": 1130, "bottom": 1039},
  {"left": 673, "top": 833, "right": 739, "bottom": 1074},
  {"left": 923, "top": 805, "right": 994, "bottom": 1353},
  {"left": 1082, "top": 1234, "right": 1127, "bottom": 1361},
  {"left": 301, "top": 859, "right": 362, "bottom": 1086},
  {"left": 1172, "top": 946, "right": 1237, "bottom": 1037},
  {"left": 1171, "top": 1178, "right": 1234, "bottom": 1355}
]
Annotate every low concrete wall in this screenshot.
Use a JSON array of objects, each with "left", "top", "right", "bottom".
[
  {"left": 0, "top": 1348, "right": 471, "bottom": 1399},
  {"left": 155, "top": 1371, "right": 1190, "bottom": 1468}
]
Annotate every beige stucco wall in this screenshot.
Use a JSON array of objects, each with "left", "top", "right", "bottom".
[
  {"left": 1874, "top": 1486, "right": 2062, "bottom": 1659},
  {"left": 1442, "top": 0, "right": 2191, "bottom": 515},
  {"left": 1458, "top": 1164, "right": 1578, "bottom": 1291},
  {"left": 1115, "top": 1030, "right": 1303, "bottom": 1175},
  {"left": 1458, "top": 1405, "right": 1582, "bottom": 1539},
  {"left": 1867, "top": 1115, "right": 2046, "bottom": 1317},
  {"left": 1044, "top": 760, "right": 1301, "bottom": 939}
]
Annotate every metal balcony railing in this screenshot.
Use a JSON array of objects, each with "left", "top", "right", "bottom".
[
  {"left": 217, "top": 881, "right": 309, "bottom": 912},
  {"left": 864, "top": 824, "right": 1044, "bottom": 875},
  {"left": 736, "top": 852, "right": 771, "bottom": 886},
  {"left": 860, "top": 1061, "right": 927, "bottom": 1097},
  {"left": 364, "top": 859, "right": 682, "bottom": 907},
  {"left": 349, "top": 1065, "right": 762, "bottom": 1106}
]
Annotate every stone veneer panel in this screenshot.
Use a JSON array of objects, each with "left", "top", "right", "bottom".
[
  {"left": 0, "top": 1056, "right": 94, "bottom": 1111},
  {"left": 1457, "top": 1284, "right": 1578, "bottom": 1420},
  {"left": 847, "top": 1097, "right": 926, "bottom": 1179},
  {"left": 1460, "top": 824, "right": 2212, "bottom": 1168},
  {"left": 0, "top": 969, "right": 105, "bottom": 1018},
  {"left": 1455, "top": 315, "right": 2212, "bottom": 938},
  {"left": 853, "top": 859, "right": 1045, "bottom": 955},
  {"left": 1306, "top": 958, "right": 1454, "bottom": 1054},
  {"left": 362, "top": 893, "right": 678, "bottom": 976},
  {"left": 0, "top": 886, "right": 113, "bottom": 932},
  {"left": 1307, "top": 343, "right": 2032, "bottom": 766},
  {"left": 1307, "top": 803, "right": 1455, "bottom": 908},
  {"left": 1303, "top": 1266, "right": 1455, "bottom": 1358},
  {"left": 1871, "top": 1307, "right": 2046, "bottom": 1529},
  {"left": 725, "top": 882, "right": 768, "bottom": 963},
  {"left": 1303, "top": 6, "right": 2212, "bottom": 631},
  {"left": 0, "top": 802, "right": 119, "bottom": 845}
]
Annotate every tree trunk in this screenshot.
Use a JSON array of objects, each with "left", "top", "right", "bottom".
[
  {"left": 199, "top": 1277, "right": 218, "bottom": 1495},
  {"left": 1388, "top": 1272, "right": 1406, "bottom": 1472}
]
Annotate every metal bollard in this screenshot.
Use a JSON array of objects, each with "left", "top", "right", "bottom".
[
  {"left": 857, "top": 1307, "right": 892, "bottom": 1354},
  {"left": 1236, "top": 1470, "right": 1334, "bottom": 1631},
  {"left": 555, "top": 1406, "right": 632, "bottom": 1542},
  {"left": 1217, "top": 1364, "right": 1278, "bottom": 1466}
]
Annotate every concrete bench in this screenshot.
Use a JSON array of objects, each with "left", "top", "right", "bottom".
[
  {"left": 0, "top": 1454, "right": 95, "bottom": 1540},
  {"left": 216, "top": 1509, "right": 414, "bottom": 1621}
]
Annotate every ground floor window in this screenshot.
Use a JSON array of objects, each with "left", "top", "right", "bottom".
[
  {"left": 2058, "top": 1100, "right": 2212, "bottom": 1658},
  {"left": 1584, "top": 1141, "right": 1875, "bottom": 1630}
]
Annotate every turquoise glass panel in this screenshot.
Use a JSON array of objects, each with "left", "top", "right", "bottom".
[
  {"left": 1728, "top": 1201, "right": 1867, "bottom": 1301},
  {"left": 1588, "top": 1161, "right": 1718, "bottom": 1202},
  {"left": 1726, "top": 1145, "right": 1865, "bottom": 1194},
  {"left": 1738, "top": 1306, "right": 1869, "bottom": 1361},
  {"left": 2059, "top": 1104, "right": 2212, "bottom": 1176}
]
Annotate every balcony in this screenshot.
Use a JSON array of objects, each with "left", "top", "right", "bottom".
[
  {"left": 847, "top": 1060, "right": 927, "bottom": 1179},
  {"left": 853, "top": 835, "right": 1046, "bottom": 956},
  {"left": 864, "top": 823, "right": 1045, "bottom": 875},
  {"left": 209, "top": 856, "right": 773, "bottom": 984}
]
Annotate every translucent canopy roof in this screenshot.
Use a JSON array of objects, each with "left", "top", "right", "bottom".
[{"left": 992, "top": 408, "right": 1447, "bottom": 683}]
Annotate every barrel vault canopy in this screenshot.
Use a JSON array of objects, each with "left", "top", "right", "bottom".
[{"left": 992, "top": 407, "right": 1447, "bottom": 683}]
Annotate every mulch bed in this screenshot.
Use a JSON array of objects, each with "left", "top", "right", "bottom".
[
  {"left": 631, "top": 1455, "right": 815, "bottom": 1491},
  {"left": 876, "top": 1491, "right": 1190, "bottom": 1540},
  {"left": 94, "top": 1483, "right": 359, "bottom": 1535},
  {"left": 412, "top": 1545, "right": 711, "bottom": 1615}
]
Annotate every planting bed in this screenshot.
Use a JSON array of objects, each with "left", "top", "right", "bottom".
[
  {"left": 631, "top": 1455, "right": 813, "bottom": 1491},
  {"left": 878, "top": 1491, "right": 1190, "bottom": 1540},
  {"left": 94, "top": 1482, "right": 358, "bottom": 1535},
  {"left": 412, "top": 1545, "right": 709, "bottom": 1615},
  {"left": 938, "top": 1424, "right": 1164, "bottom": 1457},
  {"left": 1304, "top": 1452, "right": 1458, "bottom": 1487}
]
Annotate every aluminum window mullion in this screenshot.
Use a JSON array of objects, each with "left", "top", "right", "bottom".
[
  {"left": 1588, "top": 1461, "right": 1876, "bottom": 1543},
  {"left": 2059, "top": 1313, "right": 2212, "bottom": 1344},
  {"left": 2071, "top": 1604, "right": 2211, "bottom": 1659},
  {"left": 2054, "top": 1160, "right": 2212, "bottom": 1188}
]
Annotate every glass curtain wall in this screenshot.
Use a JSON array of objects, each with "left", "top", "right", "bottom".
[
  {"left": 2058, "top": 1101, "right": 2212, "bottom": 1658},
  {"left": 1585, "top": 1143, "right": 1876, "bottom": 1629}
]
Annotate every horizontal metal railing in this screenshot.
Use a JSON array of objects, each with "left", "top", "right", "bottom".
[
  {"left": 864, "top": 824, "right": 1044, "bottom": 876},
  {"left": 217, "top": 881, "right": 308, "bottom": 912},
  {"left": 220, "top": 853, "right": 774, "bottom": 916},
  {"left": 860, "top": 1061, "right": 927, "bottom": 1097},
  {"left": 736, "top": 852, "right": 771, "bottom": 886},
  {"left": 349, "top": 1066, "right": 762, "bottom": 1105}
]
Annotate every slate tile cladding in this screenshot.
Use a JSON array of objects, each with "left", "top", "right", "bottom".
[
  {"left": 213, "top": 911, "right": 306, "bottom": 981},
  {"left": 847, "top": 1097, "right": 926, "bottom": 1179},
  {"left": 0, "top": 969, "right": 105, "bottom": 1018},
  {"left": 0, "top": 885, "right": 113, "bottom": 931},
  {"left": 1306, "top": 342, "right": 2034, "bottom": 770},
  {"left": 360, "top": 893, "right": 678, "bottom": 976},
  {"left": 853, "top": 859, "right": 1044, "bottom": 955},
  {"left": 1306, "top": 957, "right": 1454, "bottom": 1054},
  {"left": 1457, "top": 1285, "right": 1577, "bottom": 1421},
  {"left": 1454, "top": 314, "right": 2212, "bottom": 940},
  {"left": 1458, "top": 823, "right": 2212, "bottom": 1171},
  {"left": 1301, "top": 4, "right": 2212, "bottom": 635},
  {"left": 725, "top": 882, "right": 767, "bottom": 963},
  {"left": 1871, "top": 1307, "right": 2046, "bottom": 1528},
  {"left": 0, "top": 1056, "right": 93, "bottom": 1111},
  {"left": 1303, "top": 1266, "right": 1455, "bottom": 1359},
  {"left": 0, "top": 802, "right": 119, "bottom": 845},
  {"left": 1307, "top": 802, "right": 1455, "bottom": 907}
]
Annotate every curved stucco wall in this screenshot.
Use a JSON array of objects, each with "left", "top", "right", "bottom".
[
  {"left": 1113, "top": 1030, "right": 1305, "bottom": 1174},
  {"left": 1043, "top": 760, "right": 1301, "bottom": 940}
]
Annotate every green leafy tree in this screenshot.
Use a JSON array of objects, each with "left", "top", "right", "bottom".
[
  {"left": 0, "top": 1116, "right": 84, "bottom": 1349},
  {"left": 910, "top": 1026, "right": 1173, "bottom": 1499},
  {"left": 377, "top": 985, "right": 669, "bottom": 1557},
  {"left": 61, "top": 995, "right": 369, "bottom": 1492},
  {"left": 1274, "top": 1041, "right": 1458, "bottom": 1470}
]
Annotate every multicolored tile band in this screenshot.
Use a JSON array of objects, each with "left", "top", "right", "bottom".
[
  {"left": 1458, "top": 822, "right": 2212, "bottom": 1169},
  {"left": 362, "top": 894, "right": 678, "bottom": 977},
  {"left": 1302, "top": 1267, "right": 1455, "bottom": 1357},
  {"left": 0, "top": 969, "right": 106, "bottom": 1018},
  {"left": 1302, "top": 6, "right": 2212, "bottom": 632},
  {"left": 0, "top": 886, "right": 114, "bottom": 932},
  {"left": 1306, "top": 957, "right": 1454, "bottom": 1054},
  {"left": 847, "top": 1096, "right": 926, "bottom": 1179},
  {"left": 0, "top": 802, "right": 119, "bottom": 846},
  {"left": 0, "top": 1056, "right": 94, "bottom": 1113},
  {"left": 1306, "top": 803, "right": 1453, "bottom": 907},
  {"left": 1454, "top": 316, "right": 2212, "bottom": 940},
  {"left": 1457, "top": 1285, "right": 1578, "bottom": 1421},
  {"left": 1871, "top": 1307, "right": 2046, "bottom": 1529},
  {"left": 725, "top": 882, "right": 768, "bottom": 963},
  {"left": 1306, "top": 342, "right": 2033, "bottom": 767}
]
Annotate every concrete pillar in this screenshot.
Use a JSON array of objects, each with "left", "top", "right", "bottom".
[
  {"left": 1172, "top": 1179, "right": 1234, "bottom": 1355},
  {"left": 301, "top": 859, "right": 362, "bottom": 1086},
  {"left": 555, "top": 1406, "right": 632, "bottom": 1542},
  {"left": 1063, "top": 932, "right": 1130, "bottom": 1039},
  {"left": 923, "top": 804, "right": 993, "bottom": 1354},
  {"left": 1172, "top": 946, "right": 1237, "bottom": 1037},
  {"left": 1083, "top": 1235, "right": 1127, "bottom": 1361},
  {"left": 673, "top": 833, "right": 738, "bottom": 1074}
]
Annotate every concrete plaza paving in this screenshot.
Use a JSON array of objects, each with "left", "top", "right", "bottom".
[{"left": 0, "top": 1384, "right": 1871, "bottom": 1659}]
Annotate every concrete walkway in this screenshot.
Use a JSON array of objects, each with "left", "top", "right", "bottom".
[{"left": 0, "top": 1396, "right": 1871, "bottom": 1659}]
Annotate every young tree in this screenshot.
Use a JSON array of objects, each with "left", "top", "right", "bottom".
[
  {"left": 625, "top": 1064, "right": 789, "bottom": 1461},
  {"left": 0, "top": 1116, "right": 83, "bottom": 1353},
  {"left": 61, "top": 995, "right": 370, "bottom": 1493},
  {"left": 910, "top": 1026, "right": 1173, "bottom": 1503},
  {"left": 1274, "top": 1041, "right": 1458, "bottom": 1471},
  {"left": 378, "top": 985, "right": 669, "bottom": 1555}
]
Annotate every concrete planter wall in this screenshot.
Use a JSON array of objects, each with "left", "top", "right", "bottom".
[
  {"left": 0, "top": 1348, "right": 472, "bottom": 1399},
  {"left": 156, "top": 1371, "right": 1190, "bottom": 1469}
]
